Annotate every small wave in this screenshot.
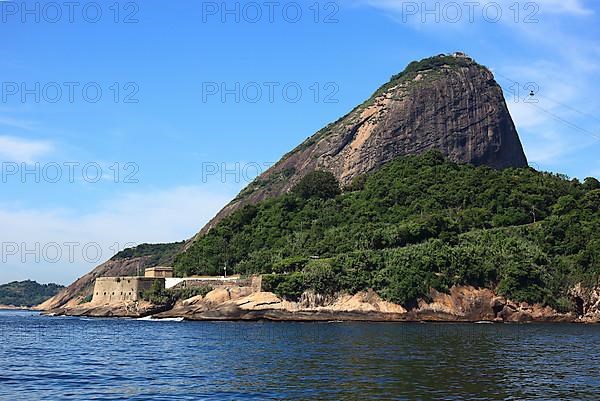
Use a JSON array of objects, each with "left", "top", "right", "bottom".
[{"left": 136, "top": 316, "right": 185, "bottom": 322}]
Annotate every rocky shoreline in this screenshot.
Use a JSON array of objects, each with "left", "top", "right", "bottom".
[
  {"left": 0, "top": 305, "right": 30, "bottom": 310},
  {"left": 43, "top": 285, "right": 599, "bottom": 323}
]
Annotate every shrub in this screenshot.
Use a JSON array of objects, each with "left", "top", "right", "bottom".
[
  {"left": 141, "top": 280, "right": 173, "bottom": 305},
  {"left": 262, "top": 273, "right": 306, "bottom": 301},
  {"left": 303, "top": 260, "right": 339, "bottom": 295},
  {"left": 79, "top": 294, "right": 93, "bottom": 304},
  {"left": 272, "top": 256, "right": 308, "bottom": 274},
  {"left": 142, "top": 282, "right": 214, "bottom": 305},
  {"left": 172, "top": 286, "right": 213, "bottom": 300}
]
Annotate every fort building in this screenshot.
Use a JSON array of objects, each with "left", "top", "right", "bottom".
[
  {"left": 92, "top": 268, "right": 263, "bottom": 304},
  {"left": 144, "top": 266, "right": 174, "bottom": 278},
  {"left": 92, "top": 277, "right": 163, "bottom": 304}
]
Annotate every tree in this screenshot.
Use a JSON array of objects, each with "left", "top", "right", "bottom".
[
  {"left": 552, "top": 195, "right": 578, "bottom": 216},
  {"left": 582, "top": 190, "right": 600, "bottom": 213},
  {"left": 292, "top": 171, "right": 340, "bottom": 200},
  {"left": 583, "top": 177, "right": 600, "bottom": 191}
]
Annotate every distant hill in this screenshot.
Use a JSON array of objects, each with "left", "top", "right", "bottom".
[{"left": 0, "top": 280, "right": 64, "bottom": 307}]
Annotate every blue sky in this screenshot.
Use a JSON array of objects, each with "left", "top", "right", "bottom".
[{"left": 1, "top": 0, "right": 599, "bottom": 285}]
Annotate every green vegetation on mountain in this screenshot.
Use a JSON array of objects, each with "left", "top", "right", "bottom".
[
  {"left": 0, "top": 280, "right": 64, "bottom": 307},
  {"left": 176, "top": 151, "right": 599, "bottom": 313},
  {"left": 370, "top": 54, "right": 474, "bottom": 100},
  {"left": 112, "top": 242, "right": 185, "bottom": 266}
]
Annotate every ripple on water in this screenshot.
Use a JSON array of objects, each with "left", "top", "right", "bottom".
[{"left": 1, "top": 312, "right": 599, "bottom": 400}]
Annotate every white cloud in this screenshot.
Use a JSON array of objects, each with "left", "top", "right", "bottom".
[
  {"left": 0, "top": 185, "right": 234, "bottom": 285},
  {"left": 0, "top": 135, "right": 54, "bottom": 163},
  {"left": 355, "top": 0, "right": 593, "bottom": 19},
  {"left": 0, "top": 116, "right": 36, "bottom": 131}
]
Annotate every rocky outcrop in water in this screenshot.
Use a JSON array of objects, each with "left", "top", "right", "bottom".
[
  {"left": 158, "top": 286, "right": 573, "bottom": 322},
  {"left": 47, "top": 300, "right": 168, "bottom": 318},
  {"left": 413, "top": 287, "right": 573, "bottom": 323}
]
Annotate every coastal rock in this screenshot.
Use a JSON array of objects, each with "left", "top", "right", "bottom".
[
  {"left": 44, "top": 283, "right": 575, "bottom": 322},
  {"left": 181, "top": 295, "right": 204, "bottom": 306},
  {"left": 46, "top": 300, "right": 168, "bottom": 318},
  {"left": 204, "top": 286, "right": 254, "bottom": 304},
  {"left": 298, "top": 291, "right": 334, "bottom": 308},
  {"left": 326, "top": 290, "right": 407, "bottom": 314},
  {"left": 153, "top": 289, "right": 407, "bottom": 320},
  {"left": 0, "top": 305, "right": 30, "bottom": 310},
  {"left": 496, "top": 301, "right": 574, "bottom": 323},
  {"left": 570, "top": 283, "right": 600, "bottom": 323},
  {"left": 409, "top": 287, "right": 573, "bottom": 322},
  {"left": 418, "top": 286, "right": 497, "bottom": 320},
  {"left": 203, "top": 288, "right": 232, "bottom": 304},
  {"left": 149, "top": 286, "right": 570, "bottom": 323}
]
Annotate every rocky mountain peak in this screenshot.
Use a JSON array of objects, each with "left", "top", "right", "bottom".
[{"left": 194, "top": 53, "right": 528, "bottom": 238}]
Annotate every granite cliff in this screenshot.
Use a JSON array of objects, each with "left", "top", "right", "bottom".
[{"left": 193, "top": 53, "right": 528, "bottom": 239}]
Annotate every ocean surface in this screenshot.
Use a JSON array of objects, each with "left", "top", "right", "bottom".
[{"left": 0, "top": 310, "right": 599, "bottom": 400}]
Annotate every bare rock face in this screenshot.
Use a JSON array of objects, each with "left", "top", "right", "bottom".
[
  {"left": 195, "top": 54, "right": 528, "bottom": 238},
  {"left": 412, "top": 286, "right": 573, "bottom": 322},
  {"left": 150, "top": 286, "right": 569, "bottom": 323},
  {"left": 570, "top": 283, "right": 600, "bottom": 323},
  {"left": 412, "top": 286, "right": 500, "bottom": 321}
]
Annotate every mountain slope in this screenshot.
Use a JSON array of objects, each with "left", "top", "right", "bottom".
[
  {"left": 175, "top": 152, "right": 600, "bottom": 313},
  {"left": 193, "top": 53, "right": 527, "bottom": 240}
]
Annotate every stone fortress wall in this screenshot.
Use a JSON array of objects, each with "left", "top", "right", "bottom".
[
  {"left": 92, "top": 277, "right": 163, "bottom": 304},
  {"left": 92, "top": 268, "right": 262, "bottom": 304}
]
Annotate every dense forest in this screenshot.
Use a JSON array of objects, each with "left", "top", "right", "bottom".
[
  {"left": 112, "top": 241, "right": 185, "bottom": 266},
  {"left": 0, "top": 280, "right": 64, "bottom": 307},
  {"left": 174, "top": 152, "right": 600, "bottom": 312}
]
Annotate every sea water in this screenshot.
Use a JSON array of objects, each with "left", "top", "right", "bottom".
[{"left": 1, "top": 310, "right": 599, "bottom": 400}]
